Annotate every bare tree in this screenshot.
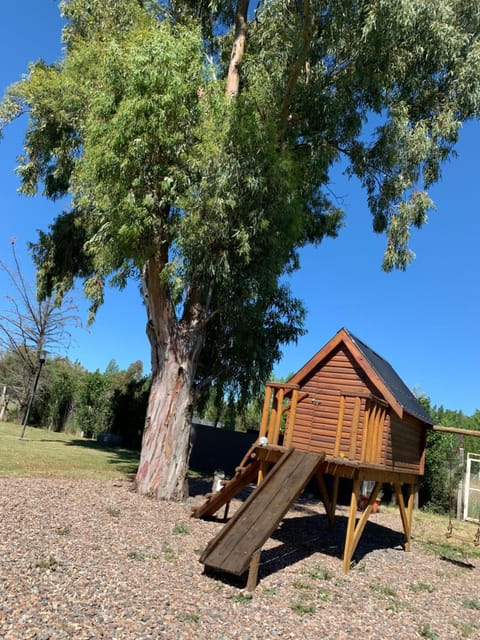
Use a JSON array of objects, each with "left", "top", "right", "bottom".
[{"left": 0, "top": 239, "right": 80, "bottom": 424}]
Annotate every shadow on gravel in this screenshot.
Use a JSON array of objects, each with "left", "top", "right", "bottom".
[
  {"left": 262, "top": 513, "right": 405, "bottom": 577},
  {"left": 192, "top": 479, "right": 406, "bottom": 589},
  {"left": 197, "top": 511, "right": 406, "bottom": 590}
]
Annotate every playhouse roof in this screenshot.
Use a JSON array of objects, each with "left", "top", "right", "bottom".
[{"left": 289, "top": 327, "right": 434, "bottom": 425}]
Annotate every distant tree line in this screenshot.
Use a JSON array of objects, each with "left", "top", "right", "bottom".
[
  {"left": 0, "top": 351, "right": 150, "bottom": 448},
  {"left": 1, "top": 343, "right": 479, "bottom": 515},
  {"left": 418, "top": 397, "right": 480, "bottom": 514}
]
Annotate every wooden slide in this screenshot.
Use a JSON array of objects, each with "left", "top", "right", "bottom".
[{"left": 199, "top": 448, "right": 325, "bottom": 577}]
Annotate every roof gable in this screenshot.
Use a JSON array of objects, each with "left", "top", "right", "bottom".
[{"left": 289, "top": 328, "right": 433, "bottom": 425}]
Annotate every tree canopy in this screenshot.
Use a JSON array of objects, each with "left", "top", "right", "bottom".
[{"left": 2, "top": 0, "right": 480, "bottom": 498}]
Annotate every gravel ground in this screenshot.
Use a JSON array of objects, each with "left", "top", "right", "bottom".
[{"left": 1, "top": 476, "right": 479, "bottom": 640}]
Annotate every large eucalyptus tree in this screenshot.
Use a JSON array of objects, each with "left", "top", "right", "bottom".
[{"left": 1, "top": 0, "right": 479, "bottom": 498}]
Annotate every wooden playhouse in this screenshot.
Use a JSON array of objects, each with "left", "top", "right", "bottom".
[{"left": 194, "top": 328, "right": 434, "bottom": 589}]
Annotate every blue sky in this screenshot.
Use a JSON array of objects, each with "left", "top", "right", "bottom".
[{"left": 0, "top": 2, "right": 479, "bottom": 415}]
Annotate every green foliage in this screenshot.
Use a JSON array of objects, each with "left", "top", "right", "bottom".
[
  {"left": 418, "top": 396, "right": 476, "bottom": 513},
  {"left": 75, "top": 369, "right": 113, "bottom": 438},
  {"left": 2, "top": 0, "right": 476, "bottom": 402},
  {"left": 3, "top": 0, "right": 480, "bottom": 496},
  {"left": 109, "top": 363, "right": 150, "bottom": 448},
  {"left": 32, "top": 357, "right": 85, "bottom": 431}
]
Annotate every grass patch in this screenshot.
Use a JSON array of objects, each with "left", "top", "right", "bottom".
[
  {"left": 369, "top": 583, "right": 397, "bottom": 598},
  {"left": 0, "top": 421, "right": 139, "bottom": 480},
  {"left": 462, "top": 598, "right": 480, "bottom": 610},
  {"left": 161, "top": 541, "right": 176, "bottom": 562},
  {"left": 410, "top": 581, "right": 435, "bottom": 593},
  {"left": 316, "top": 587, "right": 331, "bottom": 601},
  {"left": 229, "top": 593, "right": 253, "bottom": 604},
  {"left": 172, "top": 522, "right": 189, "bottom": 535},
  {"left": 35, "top": 556, "right": 59, "bottom": 571},
  {"left": 303, "top": 564, "right": 332, "bottom": 581},
  {"left": 458, "top": 621, "right": 480, "bottom": 638},
  {"left": 177, "top": 612, "right": 200, "bottom": 624},
  {"left": 413, "top": 509, "right": 480, "bottom": 561},
  {"left": 292, "top": 580, "right": 312, "bottom": 591},
  {"left": 290, "top": 601, "right": 316, "bottom": 616},
  {"left": 55, "top": 525, "right": 72, "bottom": 536},
  {"left": 419, "top": 624, "right": 439, "bottom": 639}
]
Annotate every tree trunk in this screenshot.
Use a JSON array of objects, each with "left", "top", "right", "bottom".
[
  {"left": 135, "top": 256, "right": 206, "bottom": 501},
  {"left": 135, "top": 343, "right": 196, "bottom": 500}
]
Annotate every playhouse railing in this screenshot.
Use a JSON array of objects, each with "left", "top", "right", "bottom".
[{"left": 258, "top": 382, "right": 300, "bottom": 447}]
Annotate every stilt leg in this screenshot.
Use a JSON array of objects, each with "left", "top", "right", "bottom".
[
  {"left": 331, "top": 476, "right": 340, "bottom": 525},
  {"left": 246, "top": 548, "right": 262, "bottom": 592},
  {"left": 351, "top": 482, "right": 382, "bottom": 554},
  {"left": 342, "top": 475, "right": 361, "bottom": 573},
  {"left": 316, "top": 472, "right": 336, "bottom": 529},
  {"left": 394, "top": 483, "right": 414, "bottom": 551}
]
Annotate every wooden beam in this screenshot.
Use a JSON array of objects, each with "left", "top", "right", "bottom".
[
  {"left": 432, "top": 425, "right": 480, "bottom": 438},
  {"left": 271, "top": 387, "right": 285, "bottom": 446},
  {"left": 341, "top": 391, "right": 389, "bottom": 408},
  {"left": 259, "top": 385, "right": 273, "bottom": 439},
  {"left": 265, "top": 381, "right": 300, "bottom": 390},
  {"left": 283, "top": 388, "right": 299, "bottom": 448},
  {"left": 349, "top": 396, "right": 362, "bottom": 460},
  {"left": 246, "top": 548, "right": 262, "bottom": 592},
  {"left": 334, "top": 394, "right": 345, "bottom": 456},
  {"left": 342, "top": 475, "right": 361, "bottom": 573},
  {"left": 351, "top": 482, "right": 382, "bottom": 554},
  {"left": 360, "top": 401, "right": 371, "bottom": 462},
  {"left": 315, "top": 471, "right": 336, "bottom": 529},
  {"left": 394, "top": 483, "right": 415, "bottom": 551}
]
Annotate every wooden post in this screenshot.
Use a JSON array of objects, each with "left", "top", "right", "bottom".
[
  {"left": 259, "top": 385, "right": 273, "bottom": 439},
  {"left": 373, "top": 406, "right": 386, "bottom": 464},
  {"left": 351, "top": 481, "right": 382, "bottom": 553},
  {"left": 349, "top": 396, "right": 361, "bottom": 460},
  {"left": 360, "top": 401, "right": 371, "bottom": 462},
  {"left": 316, "top": 471, "right": 336, "bottom": 529},
  {"left": 334, "top": 395, "right": 345, "bottom": 456},
  {"left": 271, "top": 387, "right": 285, "bottom": 446},
  {"left": 246, "top": 548, "right": 262, "bottom": 592},
  {"left": 342, "top": 475, "right": 361, "bottom": 572},
  {"left": 394, "top": 483, "right": 414, "bottom": 552},
  {"left": 283, "top": 388, "right": 298, "bottom": 448}
]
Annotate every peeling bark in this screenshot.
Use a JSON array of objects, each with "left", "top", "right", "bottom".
[{"left": 135, "top": 255, "right": 206, "bottom": 501}]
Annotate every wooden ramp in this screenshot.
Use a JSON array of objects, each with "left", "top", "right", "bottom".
[{"left": 199, "top": 448, "right": 325, "bottom": 578}]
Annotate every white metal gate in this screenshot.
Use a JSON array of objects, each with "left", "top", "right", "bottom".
[{"left": 464, "top": 453, "right": 480, "bottom": 522}]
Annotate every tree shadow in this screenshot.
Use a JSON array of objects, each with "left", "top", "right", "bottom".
[{"left": 61, "top": 438, "right": 140, "bottom": 473}]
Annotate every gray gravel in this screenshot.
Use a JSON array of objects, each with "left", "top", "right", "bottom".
[{"left": 1, "top": 477, "right": 479, "bottom": 639}]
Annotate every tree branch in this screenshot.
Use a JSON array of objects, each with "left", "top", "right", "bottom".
[
  {"left": 278, "top": 0, "right": 315, "bottom": 145},
  {"left": 225, "top": 0, "right": 250, "bottom": 98}
]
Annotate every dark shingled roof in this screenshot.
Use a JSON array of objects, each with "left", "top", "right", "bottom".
[{"left": 346, "top": 329, "right": 434, "bottom": 425}]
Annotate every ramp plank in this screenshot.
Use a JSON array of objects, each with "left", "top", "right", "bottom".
[{"left": 200, "top": 449, "right": 325, "bottom": 576}]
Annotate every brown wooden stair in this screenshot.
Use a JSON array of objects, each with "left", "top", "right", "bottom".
[
  {"left": 191, "top": 447, "right": 261, "bottom": 519},
  {"left": 199, "top": 448, "right": 325, "bottom": 581}
]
